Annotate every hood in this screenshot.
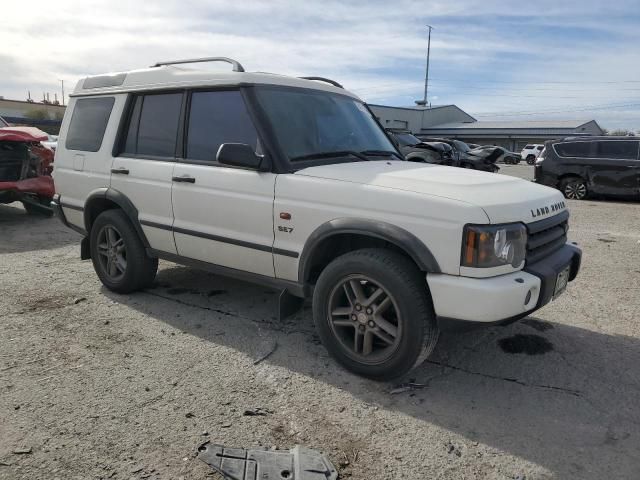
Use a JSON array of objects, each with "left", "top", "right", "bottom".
[
  {"left": 295, "top": 161, "right": 567, "bottom": 224},
  {"left": 0, "top": 126, "right": 49, "bottom": 143}
]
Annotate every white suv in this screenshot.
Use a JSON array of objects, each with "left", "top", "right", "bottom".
[
  {"left": 521, "top": 144, "right": 544, "bottom": 165},
  {"left": 52, "top": 57, "right": 582, "bottom": 379}
]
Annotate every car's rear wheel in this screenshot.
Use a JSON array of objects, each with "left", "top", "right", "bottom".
[
  {"left": 313, "top": 248, "right": 439, "bottom": 380},
  {"left": 90, "top": 209, "right": 158, "bottom": 293},
  {"left": 561, "top": 177, "right": 588, "bottom": 200},
  {"left": 526, "top": 155, "right": 536, "bottom": 165}
]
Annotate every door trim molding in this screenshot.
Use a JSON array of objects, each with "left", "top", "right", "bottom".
[{"left": 140, "top": 219, "right": 299, "bottom": 258}]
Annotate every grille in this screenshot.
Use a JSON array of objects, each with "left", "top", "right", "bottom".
[{"left": 526, "top": 210, "right": 569, "bottom": 265}]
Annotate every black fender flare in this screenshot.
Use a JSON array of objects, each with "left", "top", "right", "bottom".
[
  {"left": 298, "top": 218, "right": 441, "bottom": 283},
  {"left": 83, "top": 187, "right": 150, "bottom": 248}
]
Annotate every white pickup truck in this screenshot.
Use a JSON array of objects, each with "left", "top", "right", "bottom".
[{"left": 52, "top": 57, "right": 582, "bottom": 379}]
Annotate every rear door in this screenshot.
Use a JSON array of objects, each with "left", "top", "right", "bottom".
[
  {"left": 170, "top": 89, "right": 276, "bottom": 277},
  {"left": 589, "top": 140, "right": 639, "bottom": 197},
  {"left": 110, "top": 92, "right": 183, "bottom": 254}
]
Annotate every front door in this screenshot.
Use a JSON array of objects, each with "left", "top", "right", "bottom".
[
  {"left": 171, "top": 90, "right": 276, "bottom": 277},
  {"left": 589, "top": 140, "right": 640, "bottom": 197}
]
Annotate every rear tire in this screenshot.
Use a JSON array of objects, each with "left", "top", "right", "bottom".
[
  {"left": 312, "top": 248, "right": 439, "bottom": 380},
  {"left": 561, "top": 177, "right": 588, "bottom": 200},
  {"left": 90, "top": 209, "right": 158, "bottom": 293}
]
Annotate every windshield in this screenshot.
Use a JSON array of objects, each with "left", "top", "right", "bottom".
[
  {"left": 0, "top": 116, "right": 8, "bottom": 127},
  {"left": 393, "top": 132, "right": 421, "bottom": 146},
  {"left": 254, "top": 87, "right": 396, "bottom": 162}
]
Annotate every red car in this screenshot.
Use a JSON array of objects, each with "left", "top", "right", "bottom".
[{"left": 0, "top": 116, "right": 55, "bottom": 215}]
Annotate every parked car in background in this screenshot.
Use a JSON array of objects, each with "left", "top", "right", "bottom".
[
  {"left": 521, "top": 144, "right": 544, "bottom": 165},
  {"left": 0, "top": 118, "right": 55, "bottom": 215},
  {"left": 386, "top": 129, "right": 454, "bottom": 166},
  {"left": 419, "top": 137, "right": 501, "bottom": 172},
  {"left": 535, "top": 137, "right": 640, "bottom": 200}
]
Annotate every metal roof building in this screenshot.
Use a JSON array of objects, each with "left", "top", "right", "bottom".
[{"left": 368, "top": 104, "right": 604, "bottom": 151}]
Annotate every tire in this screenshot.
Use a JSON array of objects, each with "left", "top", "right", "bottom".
[
  {"left": 90, "top": 209, "right": 158, "bottom": 293},
  {"left": 22, "top": 197, "right": 54, "bottom": 216},
  {"left": 526, "top": 155, "right": 536, "bottom": 165},
  {"left": 312, "top": 248, "right": 439, "bottom": 380},
  {"left": 561, "top": 177, "right": 588, "bottom": 200}
]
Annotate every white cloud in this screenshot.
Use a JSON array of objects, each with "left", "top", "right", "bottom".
[{"left": 1, "top": 0, "right": 638, "bottom": 129}]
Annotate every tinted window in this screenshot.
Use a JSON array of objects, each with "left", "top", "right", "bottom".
[
  {"left": 536, "top": 146, "right": 544, "bottom": 151},
  {"left": 595, "top": 140, "right": 639, "bottom": 160},
  {"left": 123, "top": 93, "right": 182, "bottom": 157},
  {"left": 555, "top": 142, "right": 592, "bottom": 158},
  {"left": 524, "top": 145, "right": 534, "bottom": 149},
  {"left": 65, "top": 97, "right": 114, "bottom": 151},
  {"left": 186, "top": 91, "right": 258, "bottom": 162}
]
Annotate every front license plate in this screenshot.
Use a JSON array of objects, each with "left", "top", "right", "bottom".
[{"left": 553, "top": 265, "right": 571, "bottom": 299}]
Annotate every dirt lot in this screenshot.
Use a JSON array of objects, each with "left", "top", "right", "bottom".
[{"left": 1, "top": 164, "right": 639, "bottom": 479}]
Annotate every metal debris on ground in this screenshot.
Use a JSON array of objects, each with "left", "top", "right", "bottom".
[
  {"left": 198, "top": 442, "right": 338, "bottom": 480},
  {"left": 389, "top": 382, "right": 428, "bottom": 394}
]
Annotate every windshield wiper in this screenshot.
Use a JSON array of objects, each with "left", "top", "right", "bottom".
[
  {"left": 290, "top": 150, "right": 370, "bottom": 162},
  {"left": 360, "top": 150, "right": 403, "bottom": 160}
]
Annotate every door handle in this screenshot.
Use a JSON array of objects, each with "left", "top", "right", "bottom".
[
  {"left": 111, "top": 168, "right": 129, "bottom": 174},
  {"left": 172, "top": 175, "right": 196, "bottom": 183}
]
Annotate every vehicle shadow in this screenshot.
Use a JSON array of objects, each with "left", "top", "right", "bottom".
[
  {"left": 0, "top": 203, "right": 80, "bottom": 253},
  {"left": 110, "top": 264, "right": 640, "bottom": 479}
]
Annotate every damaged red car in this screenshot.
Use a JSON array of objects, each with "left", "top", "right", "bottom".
[{"left": 0, "top": 116, "right": 55, "bottom": 215}]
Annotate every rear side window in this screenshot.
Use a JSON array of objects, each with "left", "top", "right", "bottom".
[
  {"left": 122, "top": 93, "right": 183, "bottom": 157},
  {"left": 65, "top": 97, "right": 115, "bottom": 151},
  {"left": 595, "top": 141, "right": 639, "bottom": 160},
  {"left": 536, "top": 146, "right": 543, "bottom": 150},
  {"left": 186, "top": 90, "right": 258, "bottom": 162},
  {"left": 524, "top": 145, "right": 534, "bottom": 149},
  {"left": 555, "top": 142, "right": 592, "bottom": 158}
]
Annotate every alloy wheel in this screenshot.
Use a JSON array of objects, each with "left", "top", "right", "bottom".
[
  {"left": 564, "top": 181, "right": 587, "bottom": 200},
  {"left": 327, "top": 275, "right": 402, "bottom": 364},
  {"left": 96, "top": 225, "right": 127, "bottom": 281}
]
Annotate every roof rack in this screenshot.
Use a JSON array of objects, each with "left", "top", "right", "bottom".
[
  {"left": 151, "top": 57, "right": 245, "bottom": 72},
  {"left": 299, "top": 76, "right": 343, "bottom": 89}
]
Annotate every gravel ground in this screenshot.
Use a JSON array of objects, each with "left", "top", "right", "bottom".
[{"left": 1, "top": 164, "right": 639, "bottom": 479}]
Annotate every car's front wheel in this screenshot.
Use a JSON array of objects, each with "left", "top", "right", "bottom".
[
  {"left": 526, "top": 155, "right": 536, "bottom": 165},
  {"left": 313, "top": 249, "right": 439, "bottom": 380},
  {"left": 90, "top": 209, "right": 158, "bottom": 293}
]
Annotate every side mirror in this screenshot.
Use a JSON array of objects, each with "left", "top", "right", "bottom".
[{"left": 217, "top": 143, "right": 265, "bottom": 170}]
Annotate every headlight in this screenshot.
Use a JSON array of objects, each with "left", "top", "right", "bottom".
[
  {"left": 461, "top": 223, "right": 527, "bottom": 268},
  {"left": 535, "top": 156, "right": 545, "bottom": 165}
]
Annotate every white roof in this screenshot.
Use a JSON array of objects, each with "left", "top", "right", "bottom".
[{"left": 71, "top": 65, "right": 358, "bottom": 99}]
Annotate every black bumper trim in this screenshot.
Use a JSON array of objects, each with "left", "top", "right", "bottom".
[{"left": 524, "top": 242, "right": 582, "bottom": 309}]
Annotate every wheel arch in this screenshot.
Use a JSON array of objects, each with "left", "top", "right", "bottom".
[
  {"left": 298, "top": 218, "right": 441, "bottom": 285},
  {"left": 84, "top": 188, "right": 150, "bottom": 248}
]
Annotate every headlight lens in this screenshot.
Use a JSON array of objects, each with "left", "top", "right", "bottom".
[{"left": 461, "top": 223, "right": 527, "bottom": 268}]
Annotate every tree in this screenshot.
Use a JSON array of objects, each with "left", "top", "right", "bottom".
[{"left": 24, "top": 108, "right": 50, "bottom": 121}]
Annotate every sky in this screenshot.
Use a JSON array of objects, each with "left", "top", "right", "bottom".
[{"left": 1, "top": 0, "right": 639, "bottom": 130}]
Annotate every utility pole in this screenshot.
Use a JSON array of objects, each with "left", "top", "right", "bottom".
[
  {"left": 415, "top": 25, "right": 433, "bottom": 107},
  {"left": 59, "top": 80, "right": 65, "bottom": 106}
]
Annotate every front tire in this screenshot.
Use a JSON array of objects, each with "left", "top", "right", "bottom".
[
  {"left": 526, "top": 155, "right": 536, "bottom": 165},
  {"left": 561, "top": 177, "right": 588, "bottom": 200},
  {"left": 90, "top": 209, "right": 158, "bottom": 293},
  {"left": 312, "top": 249, "right": 439, "bottom": 380}
]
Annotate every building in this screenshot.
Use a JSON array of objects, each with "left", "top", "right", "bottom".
[
  {"left": 369, "top": 104, "right": 604, "bottom": 151},
  {"left": 0, "top": 98, "right": 66, "bottom": 134}
]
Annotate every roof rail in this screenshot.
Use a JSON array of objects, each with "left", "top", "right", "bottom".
[
  {"left": 299, "top": 76, "right": 343, "bottom": 89},
  {"left": 152, "top": 57, "right": 245, "bottom": 72}
]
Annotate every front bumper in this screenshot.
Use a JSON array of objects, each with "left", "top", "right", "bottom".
[{"left": 427, "top": 243, "right": 581, "bottom": 325}]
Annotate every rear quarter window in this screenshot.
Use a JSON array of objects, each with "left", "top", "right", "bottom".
[
  {"left": 554, "top": 142, "right": 592, "bottom": 158},
  {"left": 65, "top": 97, "right": 115, "bottom": 151}
]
